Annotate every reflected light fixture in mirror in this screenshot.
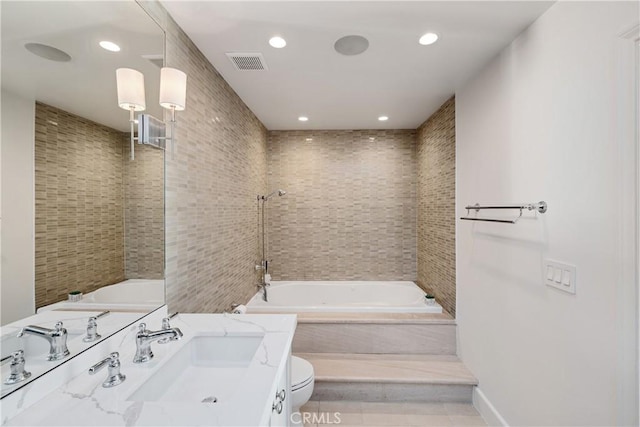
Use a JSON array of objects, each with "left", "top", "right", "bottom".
[
  {"left": 116, "top": 68, "right": 146, "bottom": 160},
  {"left": 116, "top": 67, "right": 187, "bottom": 159}
]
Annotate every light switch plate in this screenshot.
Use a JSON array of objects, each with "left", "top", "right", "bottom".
[{"left": 544, "top": 259, "right": 576, "bottom": 294}]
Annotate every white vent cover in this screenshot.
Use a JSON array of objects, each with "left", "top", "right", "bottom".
[{"left": 226, "top": 52, "right": 268, "bottom": 71}]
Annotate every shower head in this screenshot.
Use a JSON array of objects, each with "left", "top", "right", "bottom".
[{"left": 261, "top": 189, "right": 286, "bottom": 201}]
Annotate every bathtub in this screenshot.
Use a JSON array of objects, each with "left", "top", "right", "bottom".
[
  {"left": 246, "top": 281, "right": 442, "bottom": 314},
  {"left": 37, "top": 279, "right": 164, "bottom": 313}
]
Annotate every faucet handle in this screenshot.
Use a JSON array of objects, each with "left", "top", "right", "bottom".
[
  {"left": 83, "top": 317, "right": 102, "bottom": 342},
  {"left": 52, "top": 321, "right": 67, "bottom": 338},
  {"left": 3, "top": 350, "right": 32, "bottom": 385},
  {"left": 89, "top": 352, "right": 125, "bottom": 388},
  {"left": 158, "top": 317, "right": 177, "bottom": 344}
]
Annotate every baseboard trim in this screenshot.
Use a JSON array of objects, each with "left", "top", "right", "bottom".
[{"left": 473, "top": 387, "right": 509, "bottom": 427}]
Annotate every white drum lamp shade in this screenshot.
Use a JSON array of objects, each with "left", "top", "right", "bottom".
[
  {"left": 159, "top": 67, "right": 187, "bottom": 111},
  {"left": 116, "top": 68, "right": 146, "bottom": 111}
]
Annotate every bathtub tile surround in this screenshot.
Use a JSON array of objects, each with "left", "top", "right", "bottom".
[
  {"left": 267, "top": 130, "right": 416, "bottom": 281},
  {"left": 156, "top": 8, "right": 268, "bottom": 313},
  {"left": 140, "top": 0, "right": 460, "bottom": 316},
  {"left": 416, "top": 97, "right": 456, "bottom": 316},
  {"left": 34, "top": 103, "right": 164, "bottom": 309},
  {"left": 35, "top": 103, "right": 125, "bottom": 308}
]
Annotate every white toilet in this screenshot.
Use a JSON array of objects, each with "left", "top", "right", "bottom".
[{"left": 290, "top": 356, "right": 315, "bottom": 424}]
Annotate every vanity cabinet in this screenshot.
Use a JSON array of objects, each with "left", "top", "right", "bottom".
[{"left": 268, "top": 352, "right": 291, "bottom": 427}]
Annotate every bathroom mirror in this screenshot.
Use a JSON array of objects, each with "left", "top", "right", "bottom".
[{"left": 0, "top": 0, "right": 165, "bottom": 397}]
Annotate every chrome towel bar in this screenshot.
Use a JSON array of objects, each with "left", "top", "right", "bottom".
[{"left": 460, "top": 201, "right": 547, "bottom": 224}]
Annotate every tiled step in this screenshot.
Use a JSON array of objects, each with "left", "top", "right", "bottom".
[
  {"left": 297, "top": 353, "right": 477, "bottom": 403},
  {"left": 292, "top": 313, "right": 457, "bottom": 354}
]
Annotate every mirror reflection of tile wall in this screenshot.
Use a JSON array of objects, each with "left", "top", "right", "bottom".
[{"left": 34, "top": 103, "right": 164, "bottom": 308}]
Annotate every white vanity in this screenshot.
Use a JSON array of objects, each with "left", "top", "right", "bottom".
[{"left": 1, "top": 311, "right": 296, "bottom": 426}]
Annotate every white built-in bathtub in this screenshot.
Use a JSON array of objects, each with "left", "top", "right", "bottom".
[
  {"left": 37, "top": 279, "right": 164, "bottom": 313},
  {"left": 246, "top": 281, "right": 442, "bottom": 314}
]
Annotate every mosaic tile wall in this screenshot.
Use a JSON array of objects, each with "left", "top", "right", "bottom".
[
  {"left": 160, "top": 14, "right": 268, "bottom": 313},
  {"left": 34, "top": 103, "right": 125, "bottom": 308},
  {"left": 123, "top": 141, "right": 165, "bottom": 280},
  {"left": 416, "top": 97, "right": 456, "bottom": 316},
  {"left": 266, "top": 130, "right": 417, "bottom": 281}
]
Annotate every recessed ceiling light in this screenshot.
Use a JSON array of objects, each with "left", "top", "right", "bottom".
[
  {"left": 369, "top": 137, "right": 376, "bottom": 141},
  {"left": 298, "top": 116, "right": 309, "bottom": 122},
  {"left": 99, "top": 41, "right": 121, "bottom": 52},
  {"left": 269, "top": 36, "right": 287, "bottom": 49},
  {"left": 378, "top": 116, "right": 389, "bottom": 121},
  {"left": 419, "top": 33, "right": 439, "bottom": 46},
  {"left": 305, "top": 138, "right": 313, "bottom": 142}
]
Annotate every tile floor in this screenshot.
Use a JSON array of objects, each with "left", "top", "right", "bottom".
[{"left": 299, "top": 401, "right": 487, "bottom": 427}]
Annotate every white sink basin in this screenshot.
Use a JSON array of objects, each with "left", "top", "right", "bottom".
[{"left": 128, "top": 335, "right": 264, "bottom": 404}]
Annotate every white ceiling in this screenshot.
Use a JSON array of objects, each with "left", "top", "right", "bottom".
[
  {"left": 1, "top": 1, "right": 164, "bottom": 132},
  {"left": 161, "top": 1, "right": 553, "bottom": 130}
]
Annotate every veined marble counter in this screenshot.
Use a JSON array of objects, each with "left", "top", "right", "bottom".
[
  {"left": 1, "top": 310, "right": 147, "bottom": 399},
  {"left": 3, "top": 314, "right": 297, "bottom": 427}
]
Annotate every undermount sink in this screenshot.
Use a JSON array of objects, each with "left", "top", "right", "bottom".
[{"left": 128, "top": 335, "right": 264, "bottom": 404}]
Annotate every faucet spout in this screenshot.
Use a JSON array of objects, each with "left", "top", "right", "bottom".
[
  {"left": 258, "top": 283, "right": 268, "bottom": 302},
  {"left": 18, "top": 321, "right": 69, "bottom": 361},
  {"left": 133, "top": 323, "right": 183, "bottom": 363}
]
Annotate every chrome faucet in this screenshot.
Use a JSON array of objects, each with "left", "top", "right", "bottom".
[
  {"left": 2, "top": 350, "right": 31, "bottom": 385},
  {"left": 133, "top": 322, "right": 183, "bottom": 363},
  {"left": 89, "top": 352, "right": 125, "bottom": 388},
  {"left": 18, "top": 321, "right": 70, "bottom": 361}
]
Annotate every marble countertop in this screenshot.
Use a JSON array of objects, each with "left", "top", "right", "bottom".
[
  {"left": 3, "top": 314, "right": 296, "bottom": 427},
  {"left": 1, "top": 310, "right": 147, "bottom": 399}
]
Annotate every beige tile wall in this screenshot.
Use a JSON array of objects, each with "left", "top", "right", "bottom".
[
  {"left": 34, "top": 103, "right": 125, "bottom": 308},
  {"left": 160, "top": 13, "right": 268, "bottom": 312},
  {"left": 416, "top": 97, "right": 456, "bottom": 316},
  {"left": 123, "top": 141, "right": 165, "bottom": 279},
  {"left": 141, "top": 1, "right": 456, "bottom": 314},
  {"left": 266, "top": 130, "right": 417, "bottom": 281}
]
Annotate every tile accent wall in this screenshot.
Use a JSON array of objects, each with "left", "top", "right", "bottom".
[
  {"left": 34, "top": 103, "right": 125, "bottom": 308},
  {"left": 123, "top": 141, "right": 165, "bottom": 279},
  {"left": 416, "top": 97, "right": 456, "bottom": 316},
  {"left": 159, "top": 14, "right": 268, "bottom": 312},
  {"left": 266, "top": 130, "right": 417, "bottom": 281}
]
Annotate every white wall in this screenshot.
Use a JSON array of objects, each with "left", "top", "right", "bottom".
[
  {"left": 456, "top": 2, "right": 638, "bottom": 426},
  {"left": 1, "top": 89, "right": 35, "bottom": 325}
]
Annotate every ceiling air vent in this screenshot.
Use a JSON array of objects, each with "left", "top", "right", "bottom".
[{"left": 226, "top": 52, "right": 268, "bottom": 71}]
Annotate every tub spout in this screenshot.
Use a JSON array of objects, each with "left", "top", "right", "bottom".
[{"left": 257, "top": 283, "right": 268, "bottom": 302}]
